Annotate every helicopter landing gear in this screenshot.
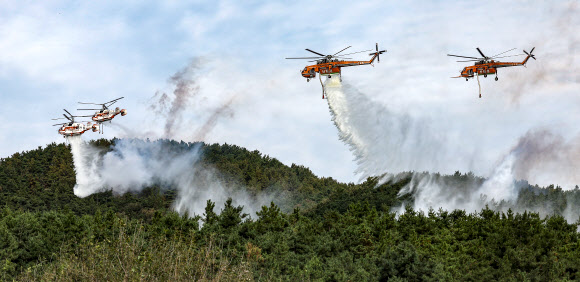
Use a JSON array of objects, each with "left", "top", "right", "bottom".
[
  {"left": 328, "top": 75, "right": 331, "bottom": 78},
  {"left": 484, "top": 74, "right": 487, "bottom": 78},
  {"left": 495, "top": 76, "right": 498, "bottom": 81},
  {"left": 307, "top": 78, "right": 310, "bottom": 82},
  {"left": 466, "top": 78, "right": 468, "bottom": 81}
]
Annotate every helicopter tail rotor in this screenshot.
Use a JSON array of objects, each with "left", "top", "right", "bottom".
[
  {"left": 522, "top": 47, "right": 536, "bottom": 65},
  {"left": 369, "top": 43, "right": 386, "bottom": 63},
  {"left": 523, "top": 47, "right": 536, "bottom": 59}
]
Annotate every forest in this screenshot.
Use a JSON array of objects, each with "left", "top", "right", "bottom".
[{"left": 1, "top": 139, "right": 579, "bottom": 281}]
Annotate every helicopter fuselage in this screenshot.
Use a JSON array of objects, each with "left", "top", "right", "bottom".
[
  {"left": 91, "top": 108, "right": 127, "bottom": 123},
  {"left": 58, "top": 122, "right": 99, "bottom": 136},
  {"left": 300, "top": 52, "right": 381, "bottom": 79},
  {"left": 457, "top": 53, "right": 533, "bottom": 79}
]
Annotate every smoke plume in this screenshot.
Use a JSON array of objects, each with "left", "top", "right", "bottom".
[
  {"left": 324, "top": 75, "right": 580, "bottom": 222},
  {"left": 191, "top": 96, "right": 236, "bottom": 141},
  {"left": 68, "top": 60, "right": 253, "bottom": 218},
  {"left": 397, "top": 131, "right": 580, "bottom": 222},
  {"left": 503, "top": 1, "right": 579, "bottom": 104},
  {"left": 68, "top": 137, "right": 273, "bottom": 217},
  {"left": 508, "top": 129, "right": 580, "bottom": 189},
  {"left": 148, "top": 59, "right": 238, "bottom": 142},
  {"left": 150, "top": 58, "right": 204, "bottom": 137}
]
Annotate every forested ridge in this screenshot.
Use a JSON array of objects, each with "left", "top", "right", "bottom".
[{"left": 1, "top": 139, "right": 580, "bottom": 280}]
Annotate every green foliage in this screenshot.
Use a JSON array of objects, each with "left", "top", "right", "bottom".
[{"left": 2, "top": 140, "right": 580, "bottom": 280}]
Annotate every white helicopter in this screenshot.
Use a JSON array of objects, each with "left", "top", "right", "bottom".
[
  {"left": 77, "top": 97, "right": 127, "bottom": 133},
  {"left": 52, "top": 109, "right": 99, "bottom": 137}
]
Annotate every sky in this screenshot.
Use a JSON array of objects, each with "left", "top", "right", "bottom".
[{"left": 0, "top": 0, "right": 578, "bottom": 185}]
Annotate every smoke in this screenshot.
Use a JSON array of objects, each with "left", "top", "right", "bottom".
[
  {"left": 396, "top": 152, "right": 520, "bottom": 215},
  {"left": 67, "top": 59, "right": 257, "bottom": 218},
  {"left": 397, "top": 131, "right": 580, "bottom": 222},
  {"left": 191, "top": 96, "right": 236, "bottom": 141},
  {"left": 509, "top": 129, "right": 580, "bottom": 189},
  {"left": 503, "top": 1, "right": 580, "bottom": 104},
  {"left": 324, "top": 75, "right": 580, "bottom": 222},
  {"left": 149, "top": 58, "right": 204, "bottom": 137},
  {"left": 68, "top": 137, "right": 274, "bottom": 217},
  {"left": 147, "top": 58, "right": 239, "bottom": 142}
]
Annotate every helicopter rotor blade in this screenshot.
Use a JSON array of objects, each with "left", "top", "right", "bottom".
[
  {"left": 53, "top": 123, "right": 67, "bottom": 126},
  {"left": 77, "top": 109, "right": 101, "bottom": 110},
  {"left": 456, "top": 59, "right": 481, "bottom": 62},
  {"left": 528, "top": 47, "right": 536, "bottom": 59},
  {"left": 104, "top": 97, "right": 124, "bottom": 104},
  {"left": 63, "top": 109, "right": 73, "bottom": 117},
  {"left": 63, "top": 114, "right": 72, "bottom": 121},
  {"left": 523, "top": 49, "right": 536, "bottom": 60},
  {"left": 492, "top": 54, "right": 525, "bottom": 59},
  {"left": 490, "top": 48, "right": 516, "bottom": 58},
  {"left": 340, "top": 49, "right": 373, "bottom": 56},
  {"left": 78, "top": 102, "right": 104, "bottom": 105},
  {"left": 305, "top": 49, "right": 325, "bottom": 56},
  {"left": 476, "top": 47, "right": 487, "bottom": 58},
  {"left": 448, "top": 54, "right": 480, "bottom": 60},
  {"left": 285, "top": 57, "right": 324, "bottom": 59},
  {"left": 333, "top": 46, "right": 351, "bottom": 56}
]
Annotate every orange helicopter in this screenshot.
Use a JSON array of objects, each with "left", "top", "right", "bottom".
[
  {"left": 448, "top": 47, "right": 536, "bottom": 98},
  {"left": 286, "top": 43, "right": 386, "bottom": 98}
]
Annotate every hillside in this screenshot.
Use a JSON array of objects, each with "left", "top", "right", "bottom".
[{"left": 1, "top": 139, "right": 579, "bottom": 280}]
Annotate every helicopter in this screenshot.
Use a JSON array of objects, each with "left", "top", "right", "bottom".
[
  {"left": 286, "top": 43, "right": 386, "bottom": 98},
  {"left": 448, "top": 47, "right": 536, "bottom": 98},
  {"left": 77, "top": 97, "right": 127, "bottom": 133},
  {"left": 52, "top": 109, "right": 99, "bottom": 137}
]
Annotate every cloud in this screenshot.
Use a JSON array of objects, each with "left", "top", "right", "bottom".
[{"left": 1, "top": 0, "right": 579, "bottom": 188}]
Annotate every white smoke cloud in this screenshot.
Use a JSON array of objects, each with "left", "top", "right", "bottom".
[
  {"left": 324, "top": 75, "right": 580, "bottom": 222},
  {"left": 509, "top": 129, "right": 580, "bottom": 188},
  {"left": 397, "top": 144, "right": 580, "bottom": 223},
  {"left": 68, "top": 137, "right": 273, "bottom": 217},
  {"left": 66, "top": 59, "right": 280, "bottom": 219},
  {"left": 396, "top": 153, "right": 520, "bottom": 215}
]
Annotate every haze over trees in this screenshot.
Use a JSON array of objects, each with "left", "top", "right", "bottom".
[{"left": 1, "top": 139, "right": 579, "bottom": 280}]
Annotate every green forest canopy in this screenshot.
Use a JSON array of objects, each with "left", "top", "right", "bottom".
[{"left": 1, "top": 139, "right": 579, "bottom": 280}]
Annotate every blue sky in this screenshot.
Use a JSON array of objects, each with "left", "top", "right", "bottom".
[{"left": 0, "top": 1, "right": 578, "bottom": 184}]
